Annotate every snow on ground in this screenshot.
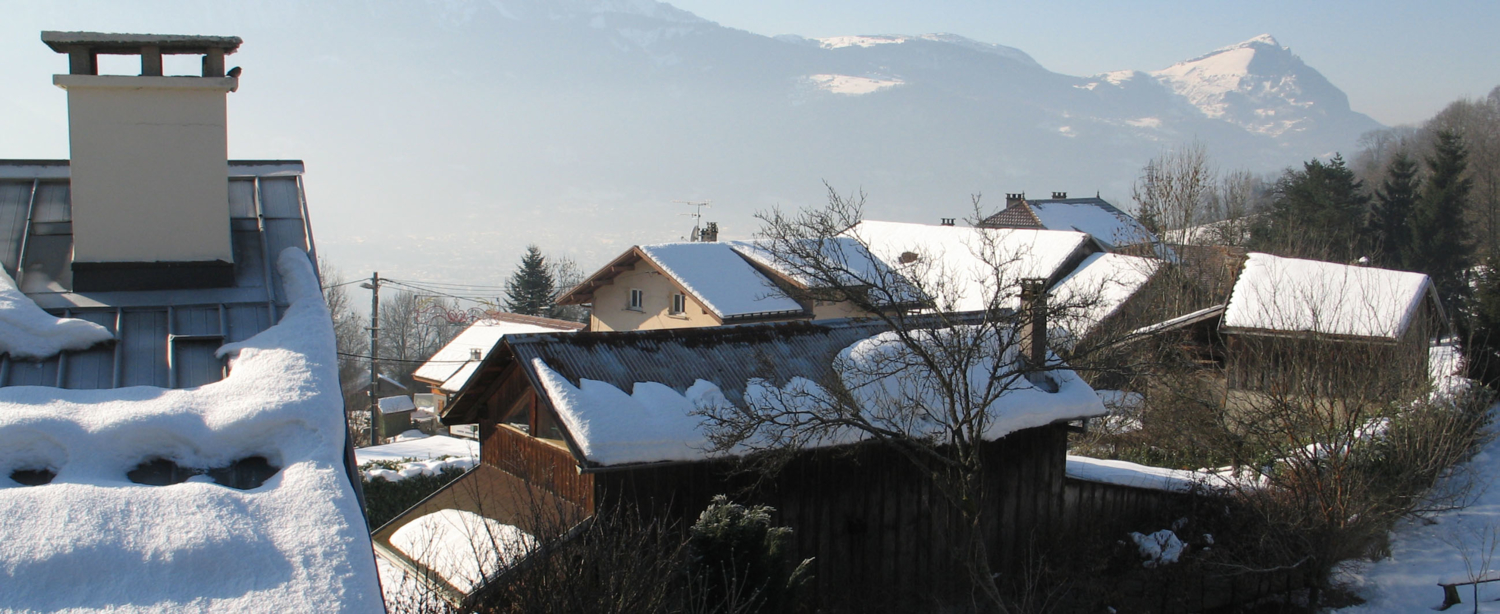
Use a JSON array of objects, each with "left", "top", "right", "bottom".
[
  {"left": 388, "top": 509, "right": 537, "bottom": 595},
  {"left": 639, "top": 242, "right": 805, "bottom": 318},
  {"left": 0, "top": 248, "right": 381, "bottom": 613},
  {"left": 808, "top": 74, "right": 904, "bottom": 95},
  {"left": 0, "top": 267, "right": 113, "bottom": 359},
  {"left": 1224, "top": 253, "right": 1435, "bottom": 339},
  {"left": 814, "top": 35, "right": 907, "bottom": 49},
  {"left": 1131, "top": 529, "right": 1186, "bottom": 567},
  {"left": 1333, "top": 401, "right": 1500, "bottom": 613}
]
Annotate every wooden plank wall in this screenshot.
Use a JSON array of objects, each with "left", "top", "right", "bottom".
[
  {"left": 481, "top": 421, "right": 595, "bottom": 511},
  {"left": 591, "top": 425, "right": 1071, "bottom": 612},
  {"left": 1061, "top": 477, "right": 1184, "bottom": 537}
]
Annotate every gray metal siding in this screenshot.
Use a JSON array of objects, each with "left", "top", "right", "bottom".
[{"left": 0, "top": 181, "right": 31, "bottom": 277}]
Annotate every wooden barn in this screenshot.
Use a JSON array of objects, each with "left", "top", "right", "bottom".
[
  {"left": 377, "top": 316, "right": 1109, "bottom": 609},
  {"left": 1218, "top": 253, "right": 1447, "bottom": 394}
]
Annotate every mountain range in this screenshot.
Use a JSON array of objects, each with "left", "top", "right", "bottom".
[{"left": 193, "top": 0, "right": 1387, "bottom": 280}]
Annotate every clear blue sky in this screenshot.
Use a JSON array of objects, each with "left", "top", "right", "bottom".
[{"left": 669, "top": 0, "right": 1500, "bottom": 126}]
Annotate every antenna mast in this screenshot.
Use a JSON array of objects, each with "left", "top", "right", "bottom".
[{"left": 674, "top": 200, "right": 712, "bottom": 241}]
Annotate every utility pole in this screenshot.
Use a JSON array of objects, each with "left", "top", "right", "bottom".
[{"left": 361, "top": 272, "right": 381, "bottom": 446}]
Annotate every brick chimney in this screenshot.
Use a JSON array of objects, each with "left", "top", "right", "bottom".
[
  {"left": 940, "top": 218, "right": 955, "bottom": 226},
  {"left": 1051, "top": 191, "right": 1067, "bottom": 199},
  {"left": 1017, "top": 278, "right": 1048, "bottom": 368},
  {"left": 43, "top": 31, "right": 242, "bottom": 291},
  {"left": 700, "top": 222, "right": 719, "bottom": 242},
  {"left": 1005, "top": 193, "right": 1026, "bottom": 207}
]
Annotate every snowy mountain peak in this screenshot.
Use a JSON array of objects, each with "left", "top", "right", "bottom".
[
  {"left": 813, "top": 33, "right": 1040, "bottom": 67},
  {"left": 1148, "top": 34, "right": 1363, "bottom": 137}
]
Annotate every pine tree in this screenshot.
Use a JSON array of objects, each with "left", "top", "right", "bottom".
[
  {"left": 1408, "top": 130, "right": 1474, "bottom": 306},
  {"left": 504, "top": 245, "right": 556, "bottom": 316},
  {"left": 1369, "top": 152, "right": 1420, "bottom": 269},
  {"left": 1251, "top": 154, "right": 1370, "bottom": 261}
]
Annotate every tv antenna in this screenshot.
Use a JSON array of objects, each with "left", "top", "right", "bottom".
[{"left": 674, "top": 200, "right": 712, "bottom": 241}]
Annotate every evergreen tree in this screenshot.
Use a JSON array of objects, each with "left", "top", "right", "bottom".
[
  {"left": 1250, "top": 154, "right": 1370, "bottom": 261},
  {"left": 1465, "top": 255, "right": 1500, "bottom": 388},
  {"left": 1368, "top": 152, "right": 1420, "bottom": 269},
  {"left": 1408, "top": 130, "right": 1474, "bottom": 306},
  {"left": 504, "top": 245, "right": 556, "bottom": 316}
]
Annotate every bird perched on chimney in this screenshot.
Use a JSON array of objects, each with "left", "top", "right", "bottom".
[{"left": 227, "top": 66, "right": 242, "bottom": 78}]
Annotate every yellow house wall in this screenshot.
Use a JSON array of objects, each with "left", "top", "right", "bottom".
[{"left": 588, "top": 262, "right": 721, "bottom": 331}]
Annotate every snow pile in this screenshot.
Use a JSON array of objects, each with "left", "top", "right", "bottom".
[
  {"left": 388, "top": 509, "right": 537, "bottom": 594},
  {"left": 1049, "top": 252, "right": 1159, "bottom": 336},
  {"left": 1066, "top": 456, "right": 1202, "bottom": 493},
  {"left": 850, "top": 220, "right": 1094, "bottom": 312},
  {"left": 0, "top": 267, "right": 113, "bottom": 359},
  {"left": 1224, "top": 253, "right": 1434, "bottom": 339},
  {"left": 1333, "top": 401, "right": 1500, "bottom": 613},
  {"left": 357, "top": 433, "right": 480, "bottom": 465},
  {"left": 1430, "top": 341, "right": 1473, "bottom": 401},
  {"left": 1130, "top": 529, "right": 1186, "bottom": 567},
  {"left": 639, "top": 242, "right": 805, "bottom": 318},
  {"left": 534, "top": 362, "right": 732, "bottom": 465},
  {"left": 535, "top": 325, "right": 1106, "bottom": 466},
  {"left": 808, "top": 74, "right": 904, "bottom": 95},
  {"left": 414, "top": 318, "right": 580, "bottom": 393},
  {"left": 0, "top": 248, "right": 381, "bottom": 613},
  {"left": 363, "top": 457, "right": 479, "bottom": 483}
]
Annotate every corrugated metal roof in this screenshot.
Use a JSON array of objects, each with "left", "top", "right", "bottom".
[
  {"left": 0, "top": 160, "right": 314, "bottom": 390},
  {"left": 484, "top": 313, "right": 989, "bottom": 413}
]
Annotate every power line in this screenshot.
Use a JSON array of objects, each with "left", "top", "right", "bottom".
[{"left": 337, "top": 351, "right": 476, "bottom": 365}]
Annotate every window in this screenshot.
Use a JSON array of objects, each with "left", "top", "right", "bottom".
[
  {"left": 628, "top": 288, "right": 644, "bottom": 311},
  {"left": 670, "top": 292, "right": 687, "bottom": 315}
]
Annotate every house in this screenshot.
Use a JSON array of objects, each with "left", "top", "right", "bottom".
[
  {"left": 411, "top": 311, "right": 585, "bottom": 407},
  {"left": 849, "top": 219, "right": 1107, "bottom": 313},
  {"left": 373, "top": 312, "right": 1107, "bottom": 607},
  {"left": 0, "top": 32, "right": 380, "bottom": 611},
  {"left": 977, "top": 192, "right": 1159, "bottom": 252},
  {"left": 555, "top": 239, "right": 890, "bottom": 331},
  {"left": 379, "top": 394, "right": 420, "bottom": 436},
  {"left": 1121, "top": 252, "right": 1447, "bottom": 396},
  {"left": 1219, "top": 253, "right": 1446, "bottom": 393}
]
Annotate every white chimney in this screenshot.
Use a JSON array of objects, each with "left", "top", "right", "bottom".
[{"left": 43, "top": 31, "right": 242, "bottom": 291}]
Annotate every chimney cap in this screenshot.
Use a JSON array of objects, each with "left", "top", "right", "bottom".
[{"left": 42, "top": 31, "right": 242, "bottom": 55}]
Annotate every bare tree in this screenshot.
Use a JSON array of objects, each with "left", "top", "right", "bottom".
[
  {"left": 321, "top": 261, "right": 373, "bottom": 444},
  {"left": 1133, "top": 141, "right": 1217, "bottom": 234},
  {"left": 380, "top": 290, "right": 466, "bottom": 390},
  {"left": 694, "top": 186, "right": 1131, "bottom": 612}
]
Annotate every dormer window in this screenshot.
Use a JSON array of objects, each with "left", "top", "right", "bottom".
[
  {"left": 628, "top": 288, "right": 644, "bottom": 311},
  {"left": 670, "top": 293, "right": 687, "bottom": 315}
]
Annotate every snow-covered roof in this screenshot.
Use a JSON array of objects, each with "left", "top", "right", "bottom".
[
  {"left": 388, "top": 509, "right": 536, "bottom": 595},
  {"left": 849, "top": 220, "right": 1100, "bottom": 312},
  {"left": 1049, "top": 252, "right": 1160, "bottom": 336},
  {"left": 480, "top": 316, "right": 1104, "bottom": 467},
  {"left": 725, "top": 237, "right": 898, "bottom": 292},
  {"left": 981, "top": 197, "right": 1157, "bottom": 249},
  {"left": 1065, "top": 456, "right": 1201, "bottom": 493},
  {"left": 0, "top": 248, "right": 382, "bottom": 611},
  {"left": 412, "top": 314, "right": 583, "bottom": 393},
  {"left": 379, "top": 395, "right": 417, "bottom": 414},
  {"left": 637, "top": 242, "right": 806, "bottom": 319},
  {"left": 0, "top": 160, "right": 316, "bottom": 389},
  {"left": 1223, "top": 253, "right": 1441, "bottom": 340},
  {"left": 356, "top": 433, "right": 480, "bottom": 465}
]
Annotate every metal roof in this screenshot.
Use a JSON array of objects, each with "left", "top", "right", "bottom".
[
  {"left": 444, "top": 312, "right": 992, "bottom": 424},
  {"left": 0, "top": 160, "right": 315, "bottom": 390}
]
